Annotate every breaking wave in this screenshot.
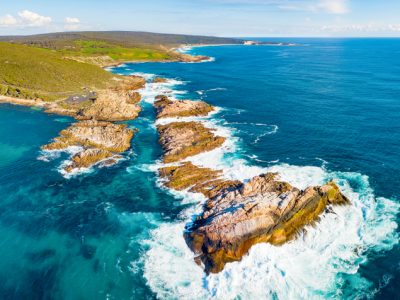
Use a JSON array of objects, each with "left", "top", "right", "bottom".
[{"left": 124, "top": 70, "right": 399, "bottom": 299}]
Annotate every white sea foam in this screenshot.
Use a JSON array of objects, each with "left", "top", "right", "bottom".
[
  {"left": 39, "top": 145, "right": 126, "bottom": 178},
  {"left": 181, "top": 57, "right": 216, "bottom": 64},
  {"left": 143, "top": 166, "right": 399, "bottom": 300},
  {"left": 126, "top": 70, "right": 399, "bottom": 299},
  {"left": 134, "top": 75, "right": 187, "bottom": 104}
]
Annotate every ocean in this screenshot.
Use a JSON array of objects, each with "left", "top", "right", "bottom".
[{"left": 0, "top": 38, "right": 399, "bottom": 299}]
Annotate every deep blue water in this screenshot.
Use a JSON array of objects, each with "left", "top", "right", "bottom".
[{"left": 0, "top": 38, "right": 399, "bottom": 299}]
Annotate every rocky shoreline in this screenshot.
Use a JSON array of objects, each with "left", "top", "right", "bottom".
[
  {"left": 152, "top": 80, "right": 350, "bottom": 274},
  {"left": 0, "top": 59, "right": 352, "bottom": 274},
  {"left": 1, "top": 75, "right": 145, "bottom": 174}
]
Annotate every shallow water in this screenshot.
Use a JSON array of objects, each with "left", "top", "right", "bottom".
[{"left": 0, "top": 38, "right": 399, "bottom": 299}]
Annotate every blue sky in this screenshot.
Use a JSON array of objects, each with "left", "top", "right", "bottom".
[{"left": 0, "top": 0, "right": 399, "bottom": 37}]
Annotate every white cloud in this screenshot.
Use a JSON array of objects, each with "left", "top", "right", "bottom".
[
  {"left": 0, "top": 14, "right": 18, "bottom": 26},
  {"left": 317, "top": 0, "right": 348, "bottom": 14},
  {"left": 18, "top": 10, "right": 52, "bottom": 27},
  {"left": 65, "top": 17, "right": 80, "bottom": 24},
  {"left": 64, "top": 17, "right": 81, "bottom": 30},
  {"left": 0, "top": 10, "right": 52, "bottom": 28}
]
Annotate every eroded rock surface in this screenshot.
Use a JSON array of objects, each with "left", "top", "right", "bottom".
[
  {"left": 155, "top": 96, "right": 214, "bottom": 119},
  {"left": 184, "top": 174, "right": 349, "bottom": 273},
  {"left": 157, "top": 121, "right": 225, "bottom": 163},
  {"left": 42, "top": 120, "right": 133, "bottom": 173},
  {"left": 152, "top": 92, "right": 349, "bottom": 274}
]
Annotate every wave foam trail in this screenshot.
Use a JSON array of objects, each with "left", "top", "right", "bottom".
[
  {"left": 125, "top": 70, "right": 398, "bottom": 299},
  {"left": 143, "top": 166, "right": 399, "bottom": 299},
  {"left": 136, "top": 75, "right": 187, "bottom": 104}
]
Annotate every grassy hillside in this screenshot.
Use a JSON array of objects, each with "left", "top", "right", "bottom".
[
  {"left": 0, "top": 42, "right": 115, "bottom": 101},
  {"left": 0, "top": 31, "right": 242, "bottom": 49},
  {"left": 58, "top": 39, "right": 174, "bottom": 61},
  {"left": 0, "top": 31, "right": 243, "bottom": 65}
]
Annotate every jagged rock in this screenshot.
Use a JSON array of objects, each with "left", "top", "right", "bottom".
[
  {"left": 154, "top": 96, "right": 214, "bottom": 119},
  {"left": 42, "top": 120, "right": 133, "bottom": 172},
  {"left": 157, "top": 121, "right": 225, "bottom": 163},
  {"left": 153, "top": 77, "right": 168, "bottom": 83},
  {"left": 159, "top": 162, "right": 241, "bottom": 198},
  {"left": 184, "top": 174, "right": 349, "bottom": 273},
  {"left": 65, "top": 148, "right": 115, "bottom": 172},
  {"left": 178, "top": 54, "right": 211, "bottom": 63},
  {"left": 78, "top": 88, "right": 141, "bottom": 121}
]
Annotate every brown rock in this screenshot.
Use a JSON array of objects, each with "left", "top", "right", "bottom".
[
  {"left": 42, "top": 120, "right": 134, "bottom": 172},
  {"left": 154, "top": 96, "right": 214, "bottom": 119},
  {"left": 184, "top": 174, "right": 349, "bottom": 273},
  {"left": 157, "top": 121, "right": 225, "bottom": 163},
  {"left": 153, "top": 77, "right": 168, "bottom": 83},
  {"left": 67, "top": 148, "right": 113, "bottom": 171},
  {"left": 78, "top": 88, "right": 141, "bottom": 122},
  {"left": 159, "top": 162, "right": 241, "bottom": 197},
  {"left": 178, "top": 54, "right": 211, "bottom": 63}
]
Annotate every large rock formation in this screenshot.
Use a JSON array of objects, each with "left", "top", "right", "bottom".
[
  {"left": 152, "top": 94, "right": 350, "bottom": 275},
  {"left": 157, "top": 121, "right": 225, "bottom": 163},
  {"left": 184, "top": 174, "right": 349, "bottom": 273},
  {"left": 155, "top": 95, "right": 214, "bottom": 119},
  {"left": 114, "top": 73, "right": 350, "bottom": 275},
  {"left": 44, "top": 76, "right": 146, "bottom": 122},
  {"left": 159, "top": 162, "right": 241, "bottom": 198},
  {"left": 42, "top": 120, "right": 134, "bottom": 173}
]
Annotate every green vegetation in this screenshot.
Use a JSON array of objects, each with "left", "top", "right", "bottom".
[
  {"left": 0, "top": 31, "right": 242, "bottom": 49},
  {"left": 60, "top": 40, "right": 173, "bottom": 61},
  {"left": 0, "top": 32, "right": 243, "bottom": 101},
  {"left": 0, "top": 42, "right": 115, "bottom": 101}
]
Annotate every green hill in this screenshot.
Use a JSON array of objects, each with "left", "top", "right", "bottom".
[
  {"left": 0, "top": 32, "right": 243, "bottom": 101},
  {"left": 0, "top": 42, "right": 115, "bottom": 101},
  {"left": 0, "top": 31, "right": 243, "bottom": 65},
  {"left": 0, "top": 31, "right": 242, "bottom": 49}
]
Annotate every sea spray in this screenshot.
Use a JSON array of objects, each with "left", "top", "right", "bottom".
[{"left": 125, "top": 70, "right": 400, "bottom": 299}]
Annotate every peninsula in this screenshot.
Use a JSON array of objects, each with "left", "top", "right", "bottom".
[{"left": 0, "top": 31, "right": 242, "bottom": 173}]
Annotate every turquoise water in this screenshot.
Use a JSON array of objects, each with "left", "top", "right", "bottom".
[{"left": 0, "top": 39, "right": 399, "bottom": 299}]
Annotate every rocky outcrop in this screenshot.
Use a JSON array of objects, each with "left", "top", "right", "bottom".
[
  {"left": 157, "top": 121, "right": 225, "bottom": 163},
  {"left": 151, "top": 80, "right": 350, "bottom": 275},
  {"left": 0, "top": 75, "right": 145, "bottom": 174},
  {"left": 154, "top": 96, "right": 214, "bottom": 119},
  {"left": 153, "top": 77, "right": 168, "bottom": 83},
  {"left": 184, "top": 174, "right": 349, "bottom": 273},
  {"left": 160, "top": 162, "right": 241, "bottom": 198},
  {"left": 77, "top": 88, "right": 141, "bottom": 121},
  {"left": 42, "top": 120, "right": 134, "bottom": 173},
  {"left": 75, "top": 76, "right": 144, "bottom": 122},
  {"left": 178, "top": 53, "right": 211, "bottom": 63}
]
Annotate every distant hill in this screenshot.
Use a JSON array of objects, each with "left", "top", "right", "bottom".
[
  {"left": 0, "top": 31, "right": 243, "bottom": 50},
  {"left": 0, "top": 32, "right": 243, "bottom": 101}
]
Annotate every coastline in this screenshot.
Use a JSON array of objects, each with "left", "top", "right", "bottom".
[
  {"left": 136, "top": 74, "right": 351, "bottom": 274},
  {"left": 125, "top": 67, "right": 399, "bottom": 299},
  {"left": 1, "top": 39, "right": 399, "bottom": 299},
  {"left": 0, "top": 75, "right": 145, "bottom": 176}
]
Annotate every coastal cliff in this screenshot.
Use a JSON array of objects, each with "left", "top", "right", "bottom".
[{"left": 153, "top": 91, "right": 350, "bottom": 274}]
